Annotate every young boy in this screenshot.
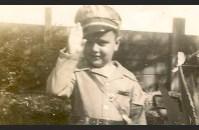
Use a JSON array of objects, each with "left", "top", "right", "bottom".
[{"left": 46, "top": 5, "right": 147, "bottom": 125}]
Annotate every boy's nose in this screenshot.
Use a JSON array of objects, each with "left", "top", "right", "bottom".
[{"left": 92, "top": 43, "right": 100, "bottom": 52}]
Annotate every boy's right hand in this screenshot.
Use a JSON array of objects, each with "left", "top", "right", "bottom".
[{"left": 67, "top": 23, "right": 86, "bottom": 56}]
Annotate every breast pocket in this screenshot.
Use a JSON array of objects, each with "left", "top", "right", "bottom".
[
  {"left": 116, "top": 90, "right": 131, "bottom": 104},
  {"left": 117, "top": 90, "right": 130, "bottom": 97},
  {"left": 115, "top": 90, "right": 131, "bottom": 114}
]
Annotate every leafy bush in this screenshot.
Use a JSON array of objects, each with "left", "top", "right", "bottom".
[
  {"left": 0, "top": 91, "right": 70, "bottom": 125},
  {"left": 0, "top": 23, "right": 67, "bottom": 93},
  {"left": 0, "top": 23, "right": 69, "bottom": 124}
]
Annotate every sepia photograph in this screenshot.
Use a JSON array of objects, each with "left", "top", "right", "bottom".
[{"left": 0, "top": 5, "right": 199, "bottom": 125}]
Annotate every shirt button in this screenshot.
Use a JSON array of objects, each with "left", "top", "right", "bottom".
[{"left": 108, "top": 94, "right": 115, "bottom": 102}]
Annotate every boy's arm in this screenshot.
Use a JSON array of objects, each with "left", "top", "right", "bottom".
[
  {"left": 46, "top": 23, "right": 84, "bottom": 97},
  {"left": 46, "top": 48, "right": 79, "bottom": 97},
  {"left": 130, "top": 81, "right": 147, "bottom": 125}
]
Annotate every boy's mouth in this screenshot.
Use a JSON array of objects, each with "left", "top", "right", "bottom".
[
  {"left": 88, "top": 54, "right": 102, "bottom": 61},
  {"left": 91, "top": 55, "right": 101, "bottom": 59}
]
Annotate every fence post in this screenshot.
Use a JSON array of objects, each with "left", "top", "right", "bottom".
[
  {"left": 44, "top": 7, "right": 52, "bottom": 44},
  {"left": 159, "top": 18, "right": 187, "bottom": 125},
  {"left": 169, "top": 18, "right": 185, "bottom": 90},
  {"left": 169, "top": 18, "right": 187, "bottom": 124}
]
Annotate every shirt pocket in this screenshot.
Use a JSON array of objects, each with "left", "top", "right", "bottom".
[
  {"left": 115, "top": 89, "right": 131, "bottom": 113},
  {"left": 117, "top": 90, "right": 130, "bottom": 97}
]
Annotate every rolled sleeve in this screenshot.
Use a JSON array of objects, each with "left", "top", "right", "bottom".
[
  {"left": 131, "top": 81, "right": 147, "bottom": 106},
  {"left": 129, "top": 81, "right": 147, "bottom": 125}
]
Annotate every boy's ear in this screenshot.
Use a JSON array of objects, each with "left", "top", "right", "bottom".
[{"left": 114, "top": 36, "right": 121, "bottom": 51}]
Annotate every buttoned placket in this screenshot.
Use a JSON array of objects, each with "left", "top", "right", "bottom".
[
  {"left": 88, "top": 62, "right": 127, "bottom": 120},
  {"left": 101, "top": 78, "right": 109, "bottom": 120},
  {"left": 101, "top": 79, "right": 117, "bottom": 120}
]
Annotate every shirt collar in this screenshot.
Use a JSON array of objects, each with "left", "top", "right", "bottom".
[
  {"left": 75, "top": 59, "right": 117, "bottom": 78},
  {"left": 75, "top": 59, "right": 137, "bottom": 81},
  {"left": 90, "top": 62, "right": 116, "bottom": 78}
]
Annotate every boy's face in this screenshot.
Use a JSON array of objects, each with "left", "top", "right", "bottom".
[{"left": 83, "top": 30, "right": 120, "bottom": 68}]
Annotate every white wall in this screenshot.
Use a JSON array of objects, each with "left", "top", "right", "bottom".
[{"left": 0, "top": 5, "right": 199, "bottom": 35}]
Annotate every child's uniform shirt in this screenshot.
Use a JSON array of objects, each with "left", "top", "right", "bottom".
[{"left": 46, "top": 49, "right": 147, "bottom": 124}]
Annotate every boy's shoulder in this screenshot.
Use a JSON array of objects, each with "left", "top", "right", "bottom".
[{"left": 113, "top": 61, "right": 138, "bottom": 82}]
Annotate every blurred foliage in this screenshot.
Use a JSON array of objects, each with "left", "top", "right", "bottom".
[
  {"left": 0, "top": 23, "right": 67, "bottom": 93},
  {"left": 114, "top": 31, "right": 171, "bottom": 92},
  {"left": 0, "top": 23, "right": 70, "bottom": 124},
  {"left": 0, "top": 91, "right": 70, "bottom": 125}
]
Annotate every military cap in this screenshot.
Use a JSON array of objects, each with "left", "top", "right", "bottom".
[{"left": 75, "top": 5, "right": 121, "bottom": 35}]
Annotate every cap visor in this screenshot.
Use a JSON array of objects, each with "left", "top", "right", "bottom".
[{"left": 83, "top": 25, "right": 116, "bottom": 36}]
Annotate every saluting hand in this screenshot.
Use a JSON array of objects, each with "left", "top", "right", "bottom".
[{"left": 67, "top": 23, "right": 86, "bottom": 56}]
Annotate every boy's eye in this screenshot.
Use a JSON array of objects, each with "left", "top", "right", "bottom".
[
  {"left": 99, "top": 42, "right": 110, "bottom": 46},
  {"left": 97, "top": 40, "right": 109, "bottom": 46},
  {"left": 97, "top": 42, "right": 108, "bottom": 46}
]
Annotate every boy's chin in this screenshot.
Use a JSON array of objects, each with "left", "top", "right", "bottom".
[{"left": 89, "top": 61, "right": 106, "bottom": 68}]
